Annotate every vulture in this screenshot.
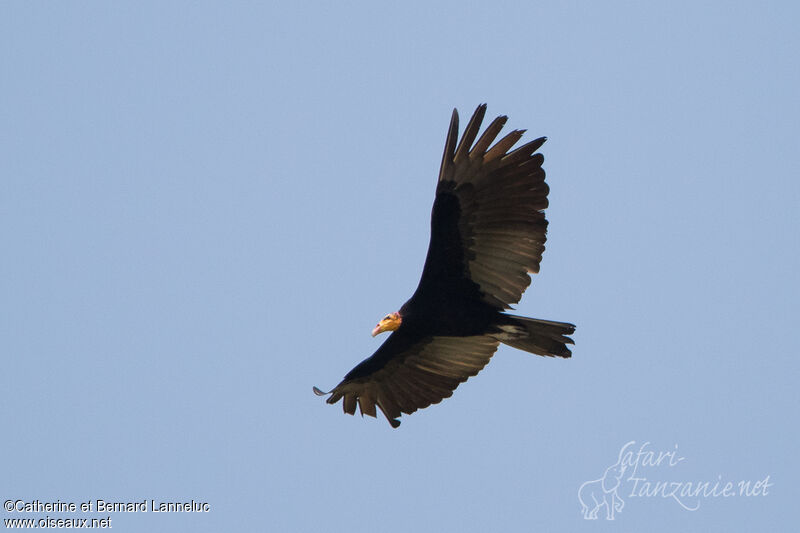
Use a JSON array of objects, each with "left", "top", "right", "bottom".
[{"left": 314, "top": 104, "right": 575, "bottom": 427}]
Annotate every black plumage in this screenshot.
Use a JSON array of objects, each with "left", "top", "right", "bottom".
[{"left": 314, "top": 104, "right": 575, "bottom": 428}]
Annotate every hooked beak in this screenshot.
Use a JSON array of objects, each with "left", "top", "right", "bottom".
[{"left": 371, "top": 324, "right": 382, "bottom": 337}]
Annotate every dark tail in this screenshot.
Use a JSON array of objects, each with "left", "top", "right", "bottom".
[{"left": 495, "top": 315, "right": 575, "bottom": 358}]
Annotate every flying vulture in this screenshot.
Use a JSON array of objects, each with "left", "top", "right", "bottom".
[{"left": 314, "top": 104, "right": 575, "bottom": 427}]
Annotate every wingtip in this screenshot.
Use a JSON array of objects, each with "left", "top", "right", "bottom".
[
  {"left": 389, "top": 418, "right": 401, "bottom": 428},
  {"left": 312, "top": 386, "right": 329, "bottom": 396}
]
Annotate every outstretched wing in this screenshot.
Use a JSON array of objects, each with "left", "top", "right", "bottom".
[
  {"left": 315, "top": 333, "right": 499, "bottom": 427},
  {"left": 414, "top": 104, "right": 549, "bottom": 310}
]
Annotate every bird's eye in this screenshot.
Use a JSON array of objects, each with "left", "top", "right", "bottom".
[{"left": 384, "top": 315, "right": 392, "bottom": 321}]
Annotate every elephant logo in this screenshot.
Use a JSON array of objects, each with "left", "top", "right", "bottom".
[{"left": 578, "top": 458, "right": 627, "bottom": 520}]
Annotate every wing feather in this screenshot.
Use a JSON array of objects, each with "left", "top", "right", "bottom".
[
  {"left": 470, "top": 116, "right": 508, "bottom": 157},
  {"left": 453, "top": 104, "right": 487, "bottom": 163},
  {"left": 437, "top": 109, "right": 460, "bottom": 183},
  {"left": 358, "top": 391, "right": 377, "bottom": 418}
]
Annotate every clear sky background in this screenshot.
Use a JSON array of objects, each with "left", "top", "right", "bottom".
[{"left": 2, "top": 2, "right": 798, "bottom": 532}]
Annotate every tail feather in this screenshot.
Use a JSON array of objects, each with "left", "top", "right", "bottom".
[{"left": 496, "top": 315, "right": 575, "bottom": 358}]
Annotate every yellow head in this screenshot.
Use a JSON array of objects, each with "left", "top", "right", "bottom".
[{"left": 372, "top": 311, "right": 402, "bottom": 337}]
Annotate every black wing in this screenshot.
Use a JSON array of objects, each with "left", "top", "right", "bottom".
[
  {"left": 315, "top": 333, "right": 499, "bottom": 427},
  {"left": 414, "top": 103, "right": 549, "bottom": 310}
]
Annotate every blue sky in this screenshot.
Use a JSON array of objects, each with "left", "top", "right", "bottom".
[{"left": 2, "top": 2, "right": 798, "bottom": 531}]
